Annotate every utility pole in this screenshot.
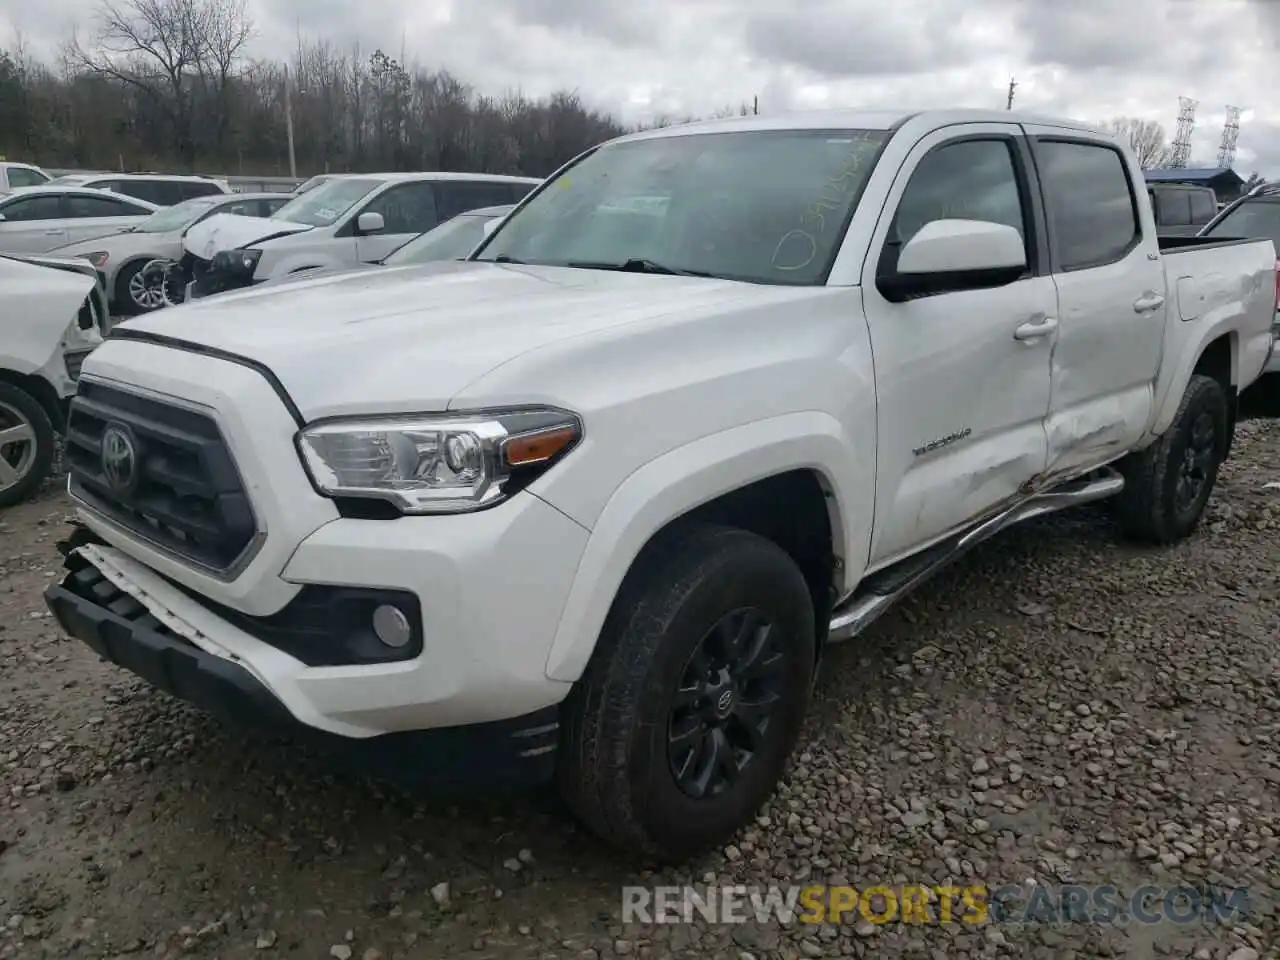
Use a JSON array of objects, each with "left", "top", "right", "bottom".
[
  {"left": 753, "top": 95, "right": 758, "bottom": 116},
  {"left": 1006, "top": 77, "right": 1017, "bottom": 111},
  {"left": 283, "top": 63, "right": 297, "bottom": 179}
]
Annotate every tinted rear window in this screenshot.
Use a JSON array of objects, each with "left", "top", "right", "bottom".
[{"left": 1203, "top": 200, "right": 1280, "bottom": 249}]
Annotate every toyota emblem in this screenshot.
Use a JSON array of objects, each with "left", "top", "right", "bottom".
[
  {"left": 101, "top": 423, "right": 139, "bottom": 495},
  {"left": 716, "top": 690, "right": 734, "bottom": 715}
]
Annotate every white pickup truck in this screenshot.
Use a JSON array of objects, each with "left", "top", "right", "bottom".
[{"left": 44, "top": 109, "right": 1277, "bottom": 862}]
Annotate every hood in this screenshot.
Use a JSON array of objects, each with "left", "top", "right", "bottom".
[
  {"left": 182, "top": 212, "right": 312, "bottom": 260},
  {"left": 108, "top": 260, "right": 814, "bottom": 420},
  {"left": 52, "top": 229, "right": 175, "bottom": 261},
  {"left": 0, "top": 254, "right": 103, "bottom": 381}
]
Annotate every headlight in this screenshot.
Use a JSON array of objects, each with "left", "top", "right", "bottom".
[
  {"left": 81, "top": 251, "right": 109, "bottom": 269},
  {"left": 297, "top": 408, "right": 583, "bottom": 514},
  {"left": 212, "top": 248, "right": 262, "bottom": 275}
]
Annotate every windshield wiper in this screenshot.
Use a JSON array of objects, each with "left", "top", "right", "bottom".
[
  {"left": 567, "top": 258, "right": 715, "bottom": 278},
  {"left": 493, "top": 254, "right": 525, "bottom": 264}
]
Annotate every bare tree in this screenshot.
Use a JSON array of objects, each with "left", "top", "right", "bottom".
[
  {"left": 1104, "top": 117, "right": 1173, "bottom": 169},
  {"left": 1244, "top": 171, "right": 1267, "bottom": 191},
  {"left": 68, "top": 0, "right": 252, "bottom": 167}
]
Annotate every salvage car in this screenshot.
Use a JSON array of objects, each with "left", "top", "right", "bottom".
[
  {"left": 50, "top": 192, "right": 293, "bottom": 314},
  {"left": 179, "top": 172, "right": 539, "bottom": 298},
  {"left": 252, "top": 204, "right": 515, "bottom": 290},
  {"left": 42, "top": 109, "right": 1277, "bottom": 862},
  {"left": 0, "top": 187, "right": 159, "bottom": 253},
  {"left": 0, "top": 254, "right": 107, "bottom": 506}
]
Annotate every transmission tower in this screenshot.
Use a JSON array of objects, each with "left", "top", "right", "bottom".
[
  {"left": 1217, "top": 105, "right": 1242, "bottom": 168},
  {"left": 1169, "top": 96, "right": 1197, "bottom": 169}
]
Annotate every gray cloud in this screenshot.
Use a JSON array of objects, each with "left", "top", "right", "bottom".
[{"left": 3, "top": 0, "right": 1279, "bottom": 174}]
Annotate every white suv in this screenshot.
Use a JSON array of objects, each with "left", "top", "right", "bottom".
[{"left": 46, "top": 173, "right": 230, "bottom": 206}]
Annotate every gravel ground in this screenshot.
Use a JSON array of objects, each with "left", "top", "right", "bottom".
[{"left": 2, "top": 417, "right": 1279, "bottom": 960}]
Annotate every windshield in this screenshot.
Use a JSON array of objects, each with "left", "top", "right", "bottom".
[
  {"left": 271, "top": 178, "right": 381, "bottom": 227},
  {"left": 474, "top": 129, "right": 887, "bottom": 284},
  {"left": 134, "top": 197, "right": 221, "bottom": 233},
  {"left": 294, "top": 174, "right": 331, "bottom": 195},
  {"left": 385, "top": 211, "right": 504, "bottom": 265},
  {"left": 1203, "top": 200, "right": 1280, "bottom": 250}
]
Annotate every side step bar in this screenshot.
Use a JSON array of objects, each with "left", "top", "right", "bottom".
[{"left": 826, "top": 469, "right": 1125, "bottom": 643}]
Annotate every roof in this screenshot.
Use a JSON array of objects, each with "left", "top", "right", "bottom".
[
  {"left": 1144, "top": 167, "right": 1245, "bottom": 186},
  {"left": 614, "top": 108, "right": 1109, "bottom": 144},
  {"left": 0, "top": 185, "right": 161, "bottom": 207},
  {"left": 85, "top": 173, "right": 225, "bottom": 183},
  {"left": 337, "top": 171, "right": 541, "bottom": 184}
]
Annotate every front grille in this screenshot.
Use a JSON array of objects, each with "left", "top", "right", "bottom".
[{"left": 64, "top": 380, "right": 259, "bottom": 574}]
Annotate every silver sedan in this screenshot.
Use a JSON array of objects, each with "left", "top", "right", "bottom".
[{"left": 50, "top": 192, "right": 292, "bottom": 314}]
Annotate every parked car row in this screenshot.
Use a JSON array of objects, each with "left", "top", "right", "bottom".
[{"left": 16, "top": 109, "right": 1277, "bottom": 867}]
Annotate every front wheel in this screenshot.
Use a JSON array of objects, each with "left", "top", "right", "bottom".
[
  {"left": 0, "top": 382, "right": 56, "bottom": 508},
  {"left": 559, "top": 525, "right": 816, "bottom": 861},
  {"left": 1113, "top": 374, "right": 1228, "bottom": 544},
  {"left": 115, "top": 260, "right": 166, "bottom": 315}
]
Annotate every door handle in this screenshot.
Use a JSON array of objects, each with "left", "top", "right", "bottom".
[
  {"left": 1013, "top": 316, "right": 1058, "bottom": 341},
  {"left": 1133, "top": 293, "right": 1165, "bottom": 313}
]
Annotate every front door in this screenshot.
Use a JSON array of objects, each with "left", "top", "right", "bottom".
[
  {"left": 1022, "top": 130, "right": 1166, "bottom": 475},
  {"left": 859, "top": 124, "right": 1056, "bottom": 566},
  {"left": 351, "top": 181, "right": 440, "bottom": 263}
]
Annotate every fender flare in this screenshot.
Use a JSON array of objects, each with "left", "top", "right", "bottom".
[{"left": 541, "top": 411, "right": 871, "bottom": 682}]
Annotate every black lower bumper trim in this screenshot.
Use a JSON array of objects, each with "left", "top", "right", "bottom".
[{"left": 44, "top": 551, "right": 560, "bottom": 788}]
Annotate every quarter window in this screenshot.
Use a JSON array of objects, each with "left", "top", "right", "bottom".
[{"left": 1037, "top": 140, "right": 1140, "bottom": 271}]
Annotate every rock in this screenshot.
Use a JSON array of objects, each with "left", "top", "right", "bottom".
[
  {"left": 429, "top": 882, "right": 450, "bottom": 907},
  {"left": 255, "top": 931, "right": 278, "bottom": 950},
  {"left": 330, "top": 946, "right": 353, "bottom": 960}
]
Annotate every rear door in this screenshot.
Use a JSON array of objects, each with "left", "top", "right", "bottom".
[
  {"left": 1024, "top": 129, "right": 1166, "bottom": 474},
  {"left": 0, "top": 193, "right": 67, "bottom": 251},
  {"left": 62, "top": 192, "right": 155, "bottom": 243},
  {"left": 435, "top": 180, "right": 521, "bottom": 222}
]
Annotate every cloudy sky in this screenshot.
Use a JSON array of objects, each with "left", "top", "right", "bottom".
[{"left": 4, "top": 0, "right": 1279, "bottom": 174}]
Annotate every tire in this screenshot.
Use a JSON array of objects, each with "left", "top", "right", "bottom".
[
  {"left": 115, "top": 260, "right": 164, "bottom": 315},
  {"left": 1113, "top": 374, "right": 1228, "bottom": 545},
  {"left": 0, "top": 381, "right": 56, "bottom": 508},
  {"left": 559, "top": 524, "right": 817, "bottom": 862}
]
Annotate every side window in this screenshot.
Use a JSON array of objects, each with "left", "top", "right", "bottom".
[
  {"left": 360, "top": 182, "right": 439, "bottom": 233},
  {"left": 1036, "top": 140, "right": 1140, "bottom": 271},
  {"left": 65, "top": 194, "right": 147, "bottom": 218},
  {"left": 1154, "top": 189, "right": 1190, "bottom": 226},
  {"left": 180, "top": 181, "right": 223, "bottom": 199},
  {"left": 262, "top": 198, "right": 289, "bottom": 216},
  {"left": 435, "top": 181, "right": 520, "bottom": 221},
  {"left": 0, "top": 195, "right": 62, "bottom": 221},
  {"left": 1189, "top": 189, "right": 1217, "bottom": 224},
  {"left": 888, "top": 138, "right": 1028, "bottom": 252},
  {"left": 7, "top": 167, "right": 48, "bottom": 188},
  {"left": 218, "top": 200, "right": 260, "bottom": 217},
  {"left": 508, "top": 182, "right": 536, "bottom": 203}
]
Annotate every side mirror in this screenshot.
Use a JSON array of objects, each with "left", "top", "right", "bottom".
[
  {"left": 0, "top": 213, "right": 7, "bottom": 222},
  {"left": 880, "top": 219, "right": 1026, "bottom": 302},
  {"left": 481, "top": 217, "right": 500, "bottom": 239},
  {"left": 356, "top": 211, "right": 385, "bottom": 234}
]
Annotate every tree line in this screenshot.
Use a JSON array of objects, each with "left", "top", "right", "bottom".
[
  {"left": 0, "top": 0, "right": 1263, "bottom": 187},
  {"left": 0, "top": 0, "right": 751, "bottom": 179}
]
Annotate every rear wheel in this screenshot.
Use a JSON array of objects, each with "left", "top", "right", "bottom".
[
  {"left": 0, "top": 382, "right": 55, "bottom": 508},
  {"left": 559, "top": 525, "right": 816, "bottom": 861},
  {"left": 1114, "top": 374, "right": 1228, "bottom": 544}
]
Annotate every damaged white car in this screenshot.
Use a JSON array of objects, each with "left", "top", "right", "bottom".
[{"left": 0, "top": 254, "right": 108, "bottom": 506}]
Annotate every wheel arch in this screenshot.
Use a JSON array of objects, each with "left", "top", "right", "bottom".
[
  {"left": 542, "top": 412, "right": 871, "bottom": 683},
  {"left": 0, "top": 368, "right": 65, "bottom": 433}
]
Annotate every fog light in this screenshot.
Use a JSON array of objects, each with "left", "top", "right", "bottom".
[{"left": 372, "top": 604, "right": 412, "bottom": 648}]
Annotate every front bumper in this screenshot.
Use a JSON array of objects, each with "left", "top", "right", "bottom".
[{"left": 45, "top": 545, "right": 561, "bottom": 788}]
